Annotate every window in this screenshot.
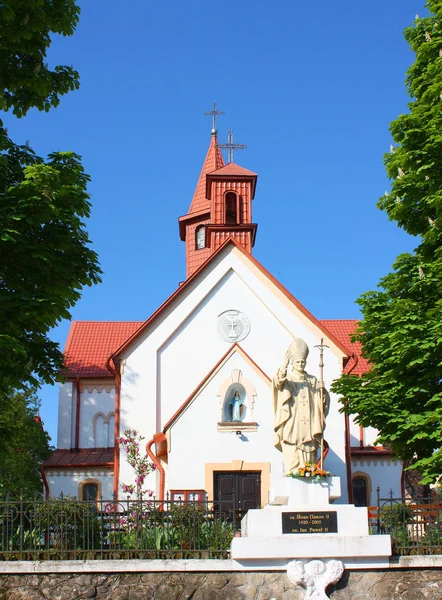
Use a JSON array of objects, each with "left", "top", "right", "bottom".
[
  {"left": 170, "top": 490, "right": 205, "bottom": 504},
  {"left": 82, "top": 483, "right": 99, "bottom": 502},
  {"left": 352, "top": 476, "right": 368, "bottom": 507},
  {"left": 225, "top": 192, "right": 238, "bottom": 224},
  {"left": 93, "top": 412, "right": 115, "bottom": 448},
  {"left": 195, "top": 225, "right": 205, "bottom": 250},
  {"left": 95, "top": 414, "right": 106, "bottom": 447}
]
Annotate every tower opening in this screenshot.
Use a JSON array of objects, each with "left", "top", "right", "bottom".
[{"left": 225, "top": 192, "right": 238, "bottom": 224}]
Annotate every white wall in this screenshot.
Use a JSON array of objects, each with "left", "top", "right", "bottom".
[
  {"left": 57, "top": 382, "right": 74, "bottom": 449},
  {"left": 79, "top": 387, "right": 115, "bottom": 448},
  {"left": 115, "top": 245, "right": 402, "bottom": 502},
  {"left": 47, "top": 470, "right": 114, "bottom": 499},
  {"left": 166, "top": 350, "right": 350, "bottom": 504},
  {"left": 352, "top": 458, "right": 403, "bottom": 504}
]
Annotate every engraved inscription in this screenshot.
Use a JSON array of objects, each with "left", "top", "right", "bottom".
[{"left": 281, "top": 511, "right": 338, "bottom": 534}]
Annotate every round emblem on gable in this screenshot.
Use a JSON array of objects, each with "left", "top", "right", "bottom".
[{"left": 217, "top": 310, "right": 251, "bottom": 343}]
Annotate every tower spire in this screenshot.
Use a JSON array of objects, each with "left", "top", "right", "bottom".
[{"left": 203, "top": 102, "right": 225, "bottom": 135}]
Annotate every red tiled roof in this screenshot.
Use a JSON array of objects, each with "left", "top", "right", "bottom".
[
  {"left": 63, "top": 319, "right": 367, "bottom": 379},
  {"left": 64, "top": 321, "right": 143, "bottom": 377},
  {"left": 188, "top": 134, "right": 225, "bottom": 214},
  {"left": 62, "top": 273, "right": 368, "bottom": 380},
  {"left": 209, "top": 162, "right": 257, "bottom": 177},
  {"left": 320, "top": 319, "right": 369, "bottom": 375},
  {"left": 43, "top": 448, "right": 114, "bottom": 468}
]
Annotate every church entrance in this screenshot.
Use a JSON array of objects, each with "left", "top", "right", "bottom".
[{"left": 214, "top": 471, "right": 261, "bottom": 522}]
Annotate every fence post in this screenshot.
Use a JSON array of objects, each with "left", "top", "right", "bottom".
[
  {"left": 19, "top": 490, "right": 23, "bottom": 559},
  {"left": 376, "top": 486, "right": 381, "bottom": 534}
]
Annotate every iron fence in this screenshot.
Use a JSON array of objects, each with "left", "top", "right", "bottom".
[
  {"left": 369, "top": 488, "right": 442, "bottom": 555},
  {"left": 0, "top": 495, "right": 236, "bottom": 560}
]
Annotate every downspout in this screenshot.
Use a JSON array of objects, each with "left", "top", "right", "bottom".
[
  {"left": 106, "top": 356, "right": 121, "bottom": 500},
  {"left": 343, "top": 354, "right": 358, "bottom": 503},
  {"left": 344, "top": 413, "right": 353, "bottom": 503},
  {"left": 40, "top": 466, "right": 50, "bottom": 500},
  {"left": 146, "top": 436, "right": 166, "bottom": 505},
  {"left": 74, "top": 376, "right": 81, "bottom": 450}
]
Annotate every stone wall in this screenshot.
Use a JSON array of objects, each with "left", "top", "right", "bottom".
[{"left": 1, "top": 570, "right": 442, "bottom": 600}]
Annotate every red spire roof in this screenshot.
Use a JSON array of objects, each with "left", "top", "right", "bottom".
[
  {"left": 188, "top": 134, "right": 225, "bottom": 213},
  {"left": 209, "top": 162, "right": 257, "bottom": 177}
]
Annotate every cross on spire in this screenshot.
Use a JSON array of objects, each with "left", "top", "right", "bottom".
[
  {"left": 203, "top": 102, "right": 225, "bottom": 135},
  {"left": 217, "top": 129, "right": 247, "bottom": 163}
]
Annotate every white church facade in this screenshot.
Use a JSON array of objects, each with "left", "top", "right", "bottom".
[{"left": 42, "top": 125, "right": 403, "bottom": 511}]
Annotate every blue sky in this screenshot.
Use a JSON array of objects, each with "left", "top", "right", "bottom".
[{"left": 4, "top": 0, "right": 426, "bottom": 442}]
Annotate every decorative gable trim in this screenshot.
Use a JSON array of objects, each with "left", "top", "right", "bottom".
[{"left": 163, "top": 342, "right": 271, "bottom": 433}]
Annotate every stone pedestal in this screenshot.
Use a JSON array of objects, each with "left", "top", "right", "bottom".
[
  {"left": 273, "top": 476, "right": 341, "bottom": 506},
  {"left": 231, "top": 476, "right": 391, "bottom": 570}
]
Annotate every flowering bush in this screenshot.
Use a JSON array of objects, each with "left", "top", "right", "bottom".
[
  {"left": 287, "top": 462, "right": 333, "bottom": 481},
  {"left": 117, "top": 429, "right": 155, "bottom": 499}
]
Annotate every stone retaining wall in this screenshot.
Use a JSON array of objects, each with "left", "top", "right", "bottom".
[{"left": 1, "top": 570, "right": 442, "bottom": 600}]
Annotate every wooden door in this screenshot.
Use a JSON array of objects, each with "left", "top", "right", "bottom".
[{"left": 214, "top": 472, "right": 261, "bottom": 521}]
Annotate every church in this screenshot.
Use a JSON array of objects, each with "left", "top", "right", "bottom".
[{"left": 42, "top": 110, "right": 403, "bottom": 511}]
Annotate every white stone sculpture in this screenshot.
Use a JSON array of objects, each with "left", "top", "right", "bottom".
[
  {"left": 286, "top": 558, "right": 344, "bottom": 600},
  {"left": 273, "top": 338, "right": 329, "bottom": 475}
]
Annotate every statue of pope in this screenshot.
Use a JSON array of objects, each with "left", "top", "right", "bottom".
[{"left": 273, "top": 338, "right": 329, "bottom": 475}]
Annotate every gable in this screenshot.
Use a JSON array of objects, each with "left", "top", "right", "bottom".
[
  {"left": 163, "top": 343, "right": 271, "bottom": 432},
  {"left": 114, "top": 240, "right": 351, "bottom": 363},
  {"left": 62, "top": 243, "right": 366, "bottom": 387}
]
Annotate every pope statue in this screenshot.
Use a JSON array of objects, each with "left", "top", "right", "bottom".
[{"left": 273, "top": 338, "right": 329, "bottom": 475}]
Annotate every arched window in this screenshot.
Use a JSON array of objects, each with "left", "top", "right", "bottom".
[
  {"left": 195, "top": 225, "right": 205, "bottom": 250},
  {"left": 108, "top": 414, "right": 115, "bottom": 448},
  {"left": 93, "top": 412, "right": 115, "bottom": 448},
  {"left": 352, "top": 476, "right": 368, "bottom": 507},
  {"left": 94, "top": 414, "right": 106, "bottom": 447},
  {"left": 82, "top": 483, "right": 99, "bottom": 502},
  {"left": 225, "top": 192, "right": 238, "bottom": 224}
]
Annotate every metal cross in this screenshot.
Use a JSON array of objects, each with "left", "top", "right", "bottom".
[
  {"left": 314, "top": 339, "right": 329, "bottom": 374},
  {"left": 217, "top": 129, "right": 247, "bottom": 163},
  {"left": 203, "top": 102, "right": 225, "bottom": 135}
]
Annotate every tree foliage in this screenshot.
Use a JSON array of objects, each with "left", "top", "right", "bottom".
[
  {"left": 332, "top": 1, "right": 442, "bottom": 484},
  {"left": 0, "top": 0, "right": 80, "bottom": 116},
  {"left": 0, "top": 387, "right": 52, "bottom": 498},
  {"left": 0, "top": 0, "right": 102, "bottom": 395}
]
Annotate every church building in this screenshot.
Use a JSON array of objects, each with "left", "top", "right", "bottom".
[{"left": 42, "top": 111, "right": 403, "bottom": 510}]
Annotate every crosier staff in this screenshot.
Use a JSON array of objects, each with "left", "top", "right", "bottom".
[{"left": 314, "top": 338, "right": 328, "bottom": 470}]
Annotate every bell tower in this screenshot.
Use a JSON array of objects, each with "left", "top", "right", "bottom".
[{"left": 178, "top": 106, "right": 258, "bottom": 279}]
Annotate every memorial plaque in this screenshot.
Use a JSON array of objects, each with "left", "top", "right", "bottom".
[{"left": 282, "top": 511, "right": 338, "bottom": 534}]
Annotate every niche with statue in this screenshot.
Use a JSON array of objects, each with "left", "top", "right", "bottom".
[
  {"left": 224, "top": 384, "right": 247, "bottom": 422},
  {"left": 217, "top": 369, "right": 258, "bottom": 432}
]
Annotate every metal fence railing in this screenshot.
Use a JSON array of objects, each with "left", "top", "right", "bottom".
[
  {"left": 0, "top": 495, "right": 236, "bottom": 560},
  {"left": 368, "top": 488, "right": 442, "bottom": 556}
]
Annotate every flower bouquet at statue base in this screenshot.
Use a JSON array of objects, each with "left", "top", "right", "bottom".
[{"left": 287, "top": 461, "right": 333, "bottom": 482}]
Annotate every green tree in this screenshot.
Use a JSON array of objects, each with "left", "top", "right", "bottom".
[
  {"left": 332, "top": 1, "right": 442, "bottom": 484},
  {"left": 0, "top": 387, "right": 52, "bottom": 498},
  {"left": 0, "top": 0, "right": 102, "bottom": 395}
]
